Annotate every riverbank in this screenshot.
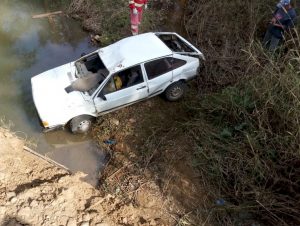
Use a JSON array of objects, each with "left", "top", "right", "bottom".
[
  {"left": 0, "top": 126, "right": 179, "bottom": 225},
  {"left": 68, "top": 0, "right": 177, "bottom": 45},
  {"left": 0, "top": 127, "right": 109, "bottom": 225}
]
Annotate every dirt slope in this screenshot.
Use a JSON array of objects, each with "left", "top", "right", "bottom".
[
  {"left": 0, "top": 128, "right": 110, "bottom": 226},
  {"left": 0, "top": 127, "right": 177, "bottom": 226}
]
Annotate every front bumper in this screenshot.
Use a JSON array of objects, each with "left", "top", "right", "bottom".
[{"left": 43, "top": 125, "right": 64, "bottom": 133}]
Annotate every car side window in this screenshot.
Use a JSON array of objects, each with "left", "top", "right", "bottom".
[
  {"left": 145, "top": 58, "right": 173, "bottom": 80},
  {"left": 100, "top": 65, "right": 144, "bottom": 96},
  {"left": 167, "top": 58, "right": 187, "bottom": 70}
]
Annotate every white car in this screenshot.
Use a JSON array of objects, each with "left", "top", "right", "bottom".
[{"left": 31, "top": 32, "right": 204, "bottom": 133}]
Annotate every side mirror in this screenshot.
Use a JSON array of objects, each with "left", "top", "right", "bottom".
[{"left": 99, "top": 92, "right": 107, "bottom": 101}]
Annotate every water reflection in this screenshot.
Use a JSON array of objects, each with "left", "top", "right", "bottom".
[{"left": 0, "top": 0, "right": 105, "bottom": 186}]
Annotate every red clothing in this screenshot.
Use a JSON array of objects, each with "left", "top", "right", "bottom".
[
  {"left": 129, "top": 0, "right": 147, "bottom": 35},
  {"left": 129, "top": 0, "right": 148, "bottom": 12}
]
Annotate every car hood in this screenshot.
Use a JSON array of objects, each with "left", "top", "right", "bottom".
[{"left": 31, "top": 63, "right": 87, "bottom": 125}]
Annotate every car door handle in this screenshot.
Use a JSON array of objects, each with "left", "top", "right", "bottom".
[{"left": 136, "top": 86, "right": 147, "bottom": 90}]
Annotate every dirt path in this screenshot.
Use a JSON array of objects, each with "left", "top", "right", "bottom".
[{"left": 0, "top": 127, "right": 111, "bottom": 226}]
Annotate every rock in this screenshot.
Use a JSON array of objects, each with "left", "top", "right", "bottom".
[
  {"left": 7, "top": 191, "right": 16, "bottom": 199},
  {"left": 80, "top": 222, "right": 90, "bottom": 226},
  {"left": 67, "top": 218, "right": 77, "bottom": 226},
  {"left": 82, "top": 213, "right": 91, "bottom": 222},
  {"left": 129, "top": 118, "right": 136, "bottom": 123},
  {"left": 0, "top": 206, "right": 6, "bottom": 215},
  {"left": 30, "top": 200, "right": 38, "bottom": 207},
  {"left": 0, "top": 172, "right": 5, "bottom": 180},
  {"left": 94, "top": 35, "right": 101, "bottom": 42},
  {"left": 122, "top": 217, "right": 128, "bottom": 224},
  {"left": 111, "top": 119, "right": 120, "bottom": 126},
  {"left": 10, "top": 197, "right": 17, "bottom": 203},
  {"left": 59, "top": 216, "right": 69, "bottom": 225},
  {"left": 150, "top": 219, "right": 157, "bottom": 226},
  {"left": 18, "top": 207, "right": 31, "bottom": 218},
  {"left": 95, "top": 223, "right": 110, "bottom": 226},
  {"left": 58, "top": 177, "right": 66, "bottom": 183}
]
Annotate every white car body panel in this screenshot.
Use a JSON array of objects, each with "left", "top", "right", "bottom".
[
  {"left": 99, "top": 33, "right": 172, "bottom": 73},
  {"left": 94, "top": 81, "right": 148, "bottom": 114},
  {"left": 31, "top": 63, "right": 96, "bottom": 127},
  {"left": 31, "top": 32, "right": 204, "bottom": 131}
]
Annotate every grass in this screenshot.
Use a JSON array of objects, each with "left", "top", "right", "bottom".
[
  {"left": 184, "top": 35, "right": 300, "bottom": 226},
  {"left": 68, "top": 0, "right": 173, "bottom": 45},
  {"left": 182, "top": 1, "right": 300, "bottom": 224}
]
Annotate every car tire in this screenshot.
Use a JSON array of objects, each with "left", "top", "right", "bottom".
[
  {"left": 164, "top": 81, "right": 187, "bottom": 102},
  {"left": 70, "top": 115, "right": 94, "bottom": 134}
]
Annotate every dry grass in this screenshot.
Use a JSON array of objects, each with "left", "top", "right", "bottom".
[
  {"left": 68, "top": 0, "right": 300, "bottom": 224},
  {"left": 184, "top": 0, "right": 300, "bottom": 225},
  {"left": 184, "top": 0, "right": 278, "bottom": 91},
  {"left": 68, "top": 0, "right": 174, "bottom": 45}
]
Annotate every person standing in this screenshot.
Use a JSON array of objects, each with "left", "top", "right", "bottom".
[
  {"left": 263, "top": 0, "right": 297, "bottom": 51},
  {"left": 129, "top": 0, "right": 148, "bottom": 35}
]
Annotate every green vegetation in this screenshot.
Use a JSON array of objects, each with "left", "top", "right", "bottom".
[{"left": 68, "top": 0, "right": 171, "bottom": 45}]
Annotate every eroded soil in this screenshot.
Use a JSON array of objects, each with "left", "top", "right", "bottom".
[{"left": 0, "top": 127, "right": 180, "bottom": 225}]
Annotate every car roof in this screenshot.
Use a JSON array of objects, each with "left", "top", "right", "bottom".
[{"left": 98, "top": 32, "right": 172, "bottom": 73}]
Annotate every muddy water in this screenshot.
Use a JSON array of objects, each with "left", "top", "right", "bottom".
[{"left": 0, "top": 0, "right": 105, "bottom": 186}]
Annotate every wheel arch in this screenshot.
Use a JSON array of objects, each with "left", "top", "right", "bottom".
[{"left": 65, "top": 113, "right": 96, "bottom": 127}]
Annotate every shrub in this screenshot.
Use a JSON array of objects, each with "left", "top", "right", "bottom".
[{"left": 186, "top": 40, "right": 300, "bottom": 225}]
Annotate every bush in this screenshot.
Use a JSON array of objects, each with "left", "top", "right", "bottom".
[{"left": 186, "top": 39, "right": 300, "bottom": 224}]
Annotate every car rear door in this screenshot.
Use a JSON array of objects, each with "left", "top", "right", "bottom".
[
  {"left": 143, "top": 57, "right": 174, "bottom": 96},
  {"left": 93, "top": 65, "right": 148, "bottom": 114}
]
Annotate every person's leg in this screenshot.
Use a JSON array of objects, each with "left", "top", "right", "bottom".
[
  {"left": 269, "top": 35, "right": 281, "bottom": 51},
  {"left": 138, "top": 9, "right": 143, "bottom": 25},
  {"left": 130, "top": 9, "right": 139, "bottom": 35},
  {"left": 263, "top": 29, "right": 272, "bottom": 48}
]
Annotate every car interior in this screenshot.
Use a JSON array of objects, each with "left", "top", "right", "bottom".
[
  {"left": 75, "top": 53, "right": 109, "bottom": 78},
  {"left": 65, "top": 53, "right": 109, "bottom": 95},
  {"left": 156, "top": 34, "right": 195, "bottom": 53},
  {"left": 101, "top": 65, "right": 144, "bottom": 95}
]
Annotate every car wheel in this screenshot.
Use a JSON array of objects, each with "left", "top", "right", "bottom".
[
  {"left": 164, "top": 81, "right": 186, "bottom": 101},
  {"left": 70, "top": 115, "right": 93, "bottom": 134}
]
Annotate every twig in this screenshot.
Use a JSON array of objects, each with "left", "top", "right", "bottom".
[{"left": 23, "top": 146, "right": 71, "bottom": 174}]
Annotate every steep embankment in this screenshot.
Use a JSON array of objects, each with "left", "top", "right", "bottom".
[
  {"left": 0, "top": 126, "right": 176, "bottom": 225},
  {"left": 0, "top": 128, "right": 111, "bottom": 225},
  {"left": 69, "top": 0, "right": 300, "bottom": 225}
]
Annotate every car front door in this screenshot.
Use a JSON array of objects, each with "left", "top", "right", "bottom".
[
  {"left": 93, "top": 65, "right": 148, "bottom": 114},
  {"left": 143, "top": 57, "right": 174, "bottom": 96}
]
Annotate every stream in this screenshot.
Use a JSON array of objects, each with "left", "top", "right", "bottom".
[{"left": 0, "top": 0, "right": 105, "bottom": 186}]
